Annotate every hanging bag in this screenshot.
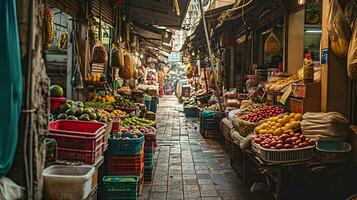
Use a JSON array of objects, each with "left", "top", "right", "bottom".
[
  {"left": 91, "top": 0, "right": 107, "bottom": 64},
  {"left": 327, "top": 0, "right": 351, "bottom": 57},
  {"left": 111, "top": 44, "right": 124, "bottom": 68},
  {"left": 344, "top": 0, "right": 357, "bottom": 32},
  {"left": 264, "top": 31, "right": 281, "bottom": 56},
  {"left": 347, "top": 20, "right": 357, "bottom": 80},
  {"left": 119, "top": 51, "right": 134, "bottom": 79}
]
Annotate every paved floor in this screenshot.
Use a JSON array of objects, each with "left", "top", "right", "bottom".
[
  {"left": 139, "top": 96, "right": 255, "bottom": 200},
  {"left": 139, "top": 96, "right": 258, "bottom": 200}
]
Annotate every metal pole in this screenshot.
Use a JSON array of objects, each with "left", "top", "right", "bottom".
[{"left": 198, "top": 0, "right": 223, "bottom": 110}]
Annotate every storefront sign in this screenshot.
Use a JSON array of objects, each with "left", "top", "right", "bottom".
[
  {"left": 168, "top": 53, "right": 182, "bottom": 62},
  {"left": 321, "top": 48, "right": 328, "bottom": 64}
]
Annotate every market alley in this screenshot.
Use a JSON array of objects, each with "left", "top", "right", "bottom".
[{"left": 140, "top": 96, "right": 258, "bottom": 200}]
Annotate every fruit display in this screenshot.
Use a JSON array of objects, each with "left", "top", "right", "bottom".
[
  {"left": 96, "top": 109, "right": 127, "bottom": 122},
  {"left": 86, "top": 73, "right": 106, "bottom": 84},
  {"left": 112, "top": 133, "right": 140, "bottom": 140},
  {"left": 252, "top": 131, "right": 316, "bottom": 149},
  {"left": 50, "top": 85, "right": 64, "bottom": 97},
  {"left": 206, "top": 104, "right": 221, "bottom": 111},
  {"left": 118, "top": 125, "right": 156, "bottom": 135},
  {"left": 55, "top": 100, "right": 98, "bottom": 121},
  {"left": 265, "top": 75, "right": 300, "bottom": 92},
  {"left": 239, "top": 105, "right": 285, "bottom": 123},
  {"left": 117, "top": 86, "right": 131, "bottom": 95},
  {"left": 255, "top": 113, "right": 302, "bottom": 135},
  {"left": 54, "top": 100, "right": 125, "bottom": 123},
  {"left": 120, "top": 117, "right": 155, "bottom": 127},
  {"left": 84, "top": 101, "right": 113, "bottom": 109},
  {"left": 114, "top": 96, "right": 137, "bottom": 109},
  {"left": 87, "top": 93, "right": 116, "bottom": 103}
]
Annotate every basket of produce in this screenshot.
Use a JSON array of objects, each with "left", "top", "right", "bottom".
[
  {"left": 103, "top": 176, "right": 139, "bottom": 199},
  {"left": 233, "top": 105, "right": 286, "bottom": 137},
  {"left": 316, "top": 140, "right": 351, "bottom": 163},
  {"left": 43, "top": 165, "right": 95, "bottom": 200},
  {"left": 252, "top": 131, "right": 316, "bottom": 163},
  {"left": 120, "top": 117, "right": 155, "bottom": 127},
  {"left": 145, "top": 111, "right": 156, "bottom": 121},
  {"left": 108, "top": 133, "right": 144, "bottom": 156}
]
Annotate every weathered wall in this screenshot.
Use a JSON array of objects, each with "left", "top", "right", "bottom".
[{"left": 8, "top": 0, "right": 49, "bottom": 199}]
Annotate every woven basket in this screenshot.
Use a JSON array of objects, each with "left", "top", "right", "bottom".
[{"left": 232, "top": 118, "right": 257, "bottom": 137}]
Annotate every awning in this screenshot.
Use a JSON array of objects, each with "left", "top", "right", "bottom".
[{"left": 129, "top": 0, "right": 190, "bottom": 29}]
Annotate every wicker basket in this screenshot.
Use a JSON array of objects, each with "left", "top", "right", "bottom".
[
  {"left": 233, "top": 118, "right": 257, "bottom": 138},
  {"left": 252, "top": 142, "right": 315, "bottom": 163}
]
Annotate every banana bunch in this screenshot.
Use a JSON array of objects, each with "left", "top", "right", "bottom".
[
  {"left": 43, "top": 5, "right": 54, "bottom": 49},
  {"left": 57, "top": 32, "right": 68, "bottom": 48},
  {"left": 267, "top": 75, "right": 299, "bottom": 92}
]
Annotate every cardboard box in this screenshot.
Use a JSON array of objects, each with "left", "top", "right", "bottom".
[
  {"left": 289, "top": 97, "right": 321, "bottom": 113},
  {"left": 291, "top": 83, "right": 321, "bottom": 98}
]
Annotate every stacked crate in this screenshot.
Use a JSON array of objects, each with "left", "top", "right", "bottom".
[
  {"left": 143, "top": 132, "right": 156, "bottom": 182},
  {"left": 104, "top": 134, "right": 145, "bottom": 199}
]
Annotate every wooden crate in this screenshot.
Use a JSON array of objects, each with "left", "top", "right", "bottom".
[
  {"left": 291, "top": 83, "right": 321, "bottom": 98},
  {"left": 289, "top": 97, "right": 321, "bottom": 113},
  {"left": 200, "top": 129, "right": 215, "bottom": 138},
  {"left": 265, "top": 92, "right": 280, "bottom": 105}
]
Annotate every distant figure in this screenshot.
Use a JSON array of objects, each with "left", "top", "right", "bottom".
[{"left": 158, "top": 69, "right": 165, "bottom": 96}]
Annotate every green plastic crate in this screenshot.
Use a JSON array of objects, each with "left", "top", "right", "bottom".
[
  {"left": 103, "top": 175, "right": 139, "bottom": 200},
  {"left": 184, "top": 107, "right": 198, "bottom": 117}
]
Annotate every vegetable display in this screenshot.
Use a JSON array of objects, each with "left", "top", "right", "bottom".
[{"left": 252, "top": 132, "right": 315, "bottom": 150}]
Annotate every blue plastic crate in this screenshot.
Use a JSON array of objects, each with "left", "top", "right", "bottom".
[{"left": 108, "top": 134, "right": 144, "bottom": 156}]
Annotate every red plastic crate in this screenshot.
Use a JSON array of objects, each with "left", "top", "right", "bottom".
[
  {"left": 50, "top": 97, "right": 66, "bottom": 113},
  {"left": 57, "top": 144, "right": 103, "bottom": 165},
  {"left": 107, "top": 150, "right": 144, "bottom": 175},
  {"left": 49, "top": 120, "right": 106, "bottom": 151},
  {"left": 49, "top": 120, "right": 106, "bottom": 135},
  {"left": 49, "top": 132, "right": 104, "bottom": 152}
]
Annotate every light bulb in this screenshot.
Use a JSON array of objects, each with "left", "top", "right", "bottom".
[{"left": 298, "top": 0, "right": 305, "bottom": 5}]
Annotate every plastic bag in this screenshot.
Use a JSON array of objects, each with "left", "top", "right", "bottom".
[
  {"left": 119, "top": 52, "right": 134, "bottom": 79},
  {"left": 111, "top": 46, "right": 124, "bottom": 68},
  {"left": 327, "top": 0, "right": 351, "bottom": 57},
  {"left": 91, "top": 40, "right": 108, "bottom": 64},
  {"left": 347, "top": 20, "right": 357, "bottom": 80},
  {"left": 264, "top": 31, "right": 282, "bottom": 56},
  {"left": 344, "top": 0, "right": 357, "bottom": 31},
  {"left": 0, "top": 177, "right": 25, "bottom": 200}
]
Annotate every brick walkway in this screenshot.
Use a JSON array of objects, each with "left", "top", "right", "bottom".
[{"left": 139, "top": 96, "right": 253, "bottom": 200}]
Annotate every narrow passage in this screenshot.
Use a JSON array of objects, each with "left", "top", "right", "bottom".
[{"left": 140, "top": 96, "right": 258, "bottom": 200}]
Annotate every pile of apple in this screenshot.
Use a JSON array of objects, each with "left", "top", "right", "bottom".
[
  {"left": 240, "top": 105, "right": 285, "bottom": 123},
  {"left": 252, "top": 131, "right": 315, "bottom": 150},
  {"left": 118, "top": 125, "right": 156, "bottom": 135}
]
